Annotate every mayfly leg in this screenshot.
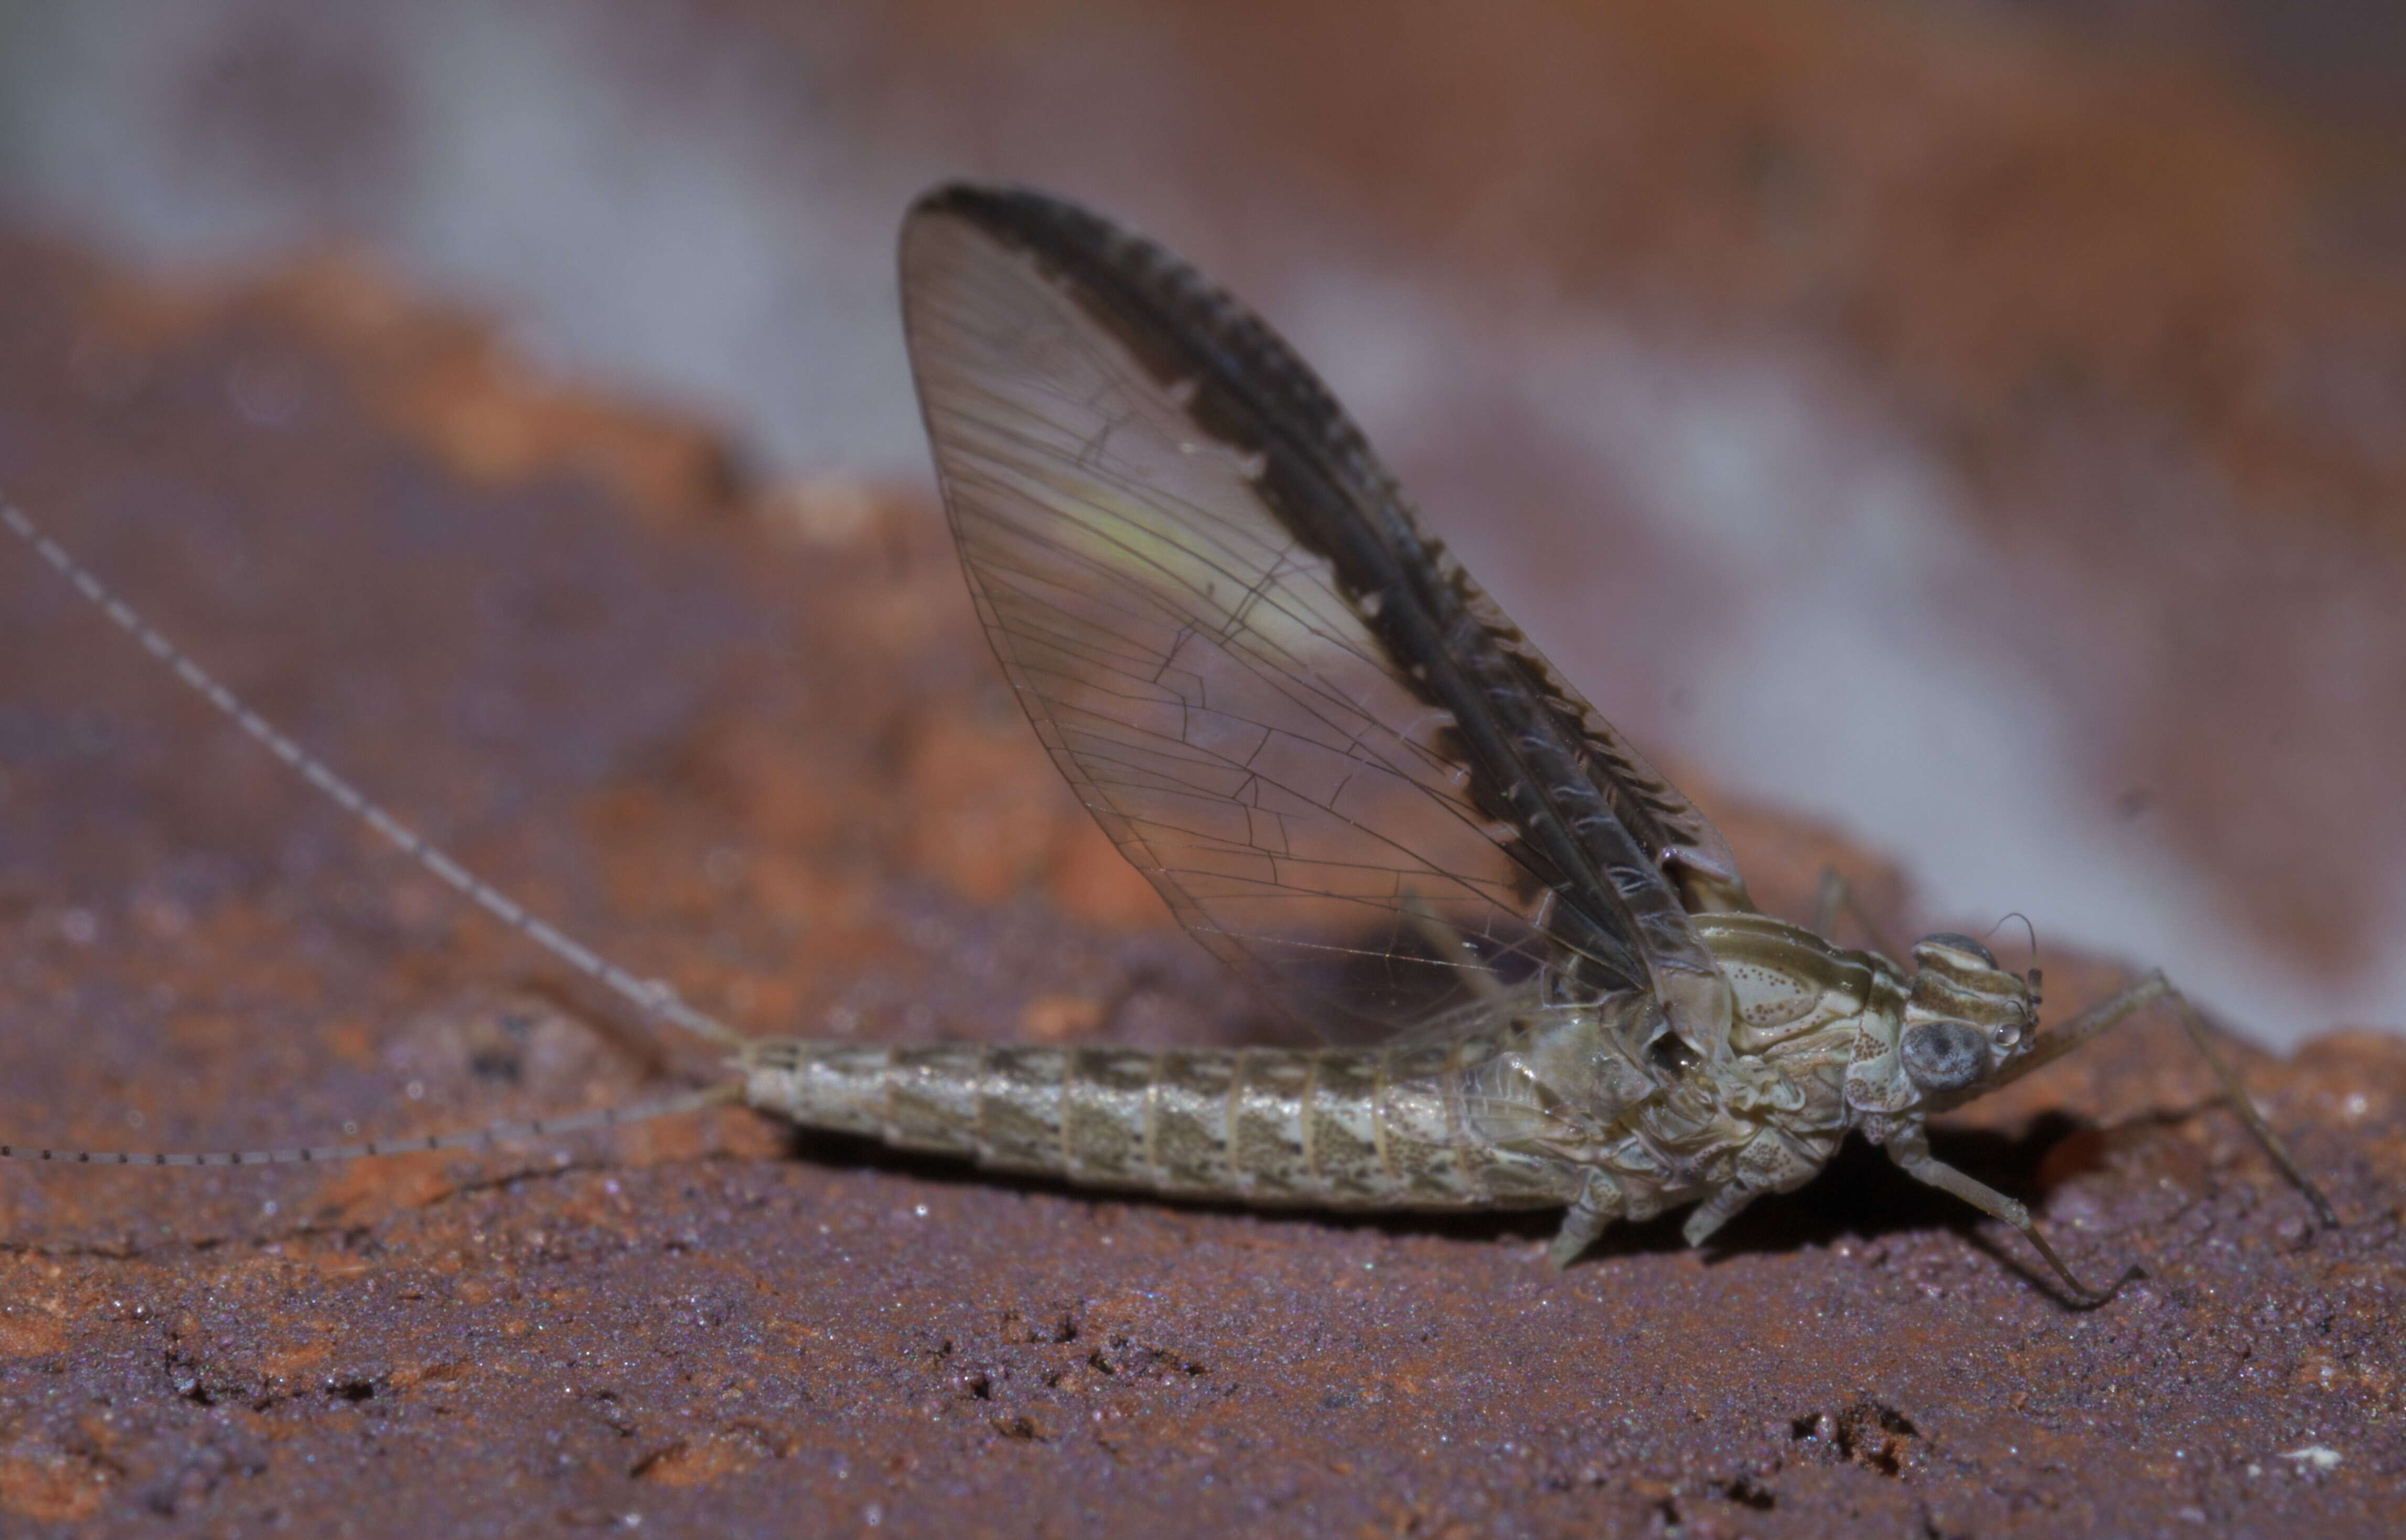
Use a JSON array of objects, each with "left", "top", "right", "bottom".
[
  {"left": 1883, "top": 1130, "right": 2141, "bottom": 1307},
  {"left": 1811, "top": 867, "right": 1901, "bottom": 962},
  {"left": 1859, "top": 952, "right": 2341, "bottom": 1305},
  {"left": 1984, "top": 970, "right": 2338, "bottom": 1228},
  {"left": 1893, "top": 967, "right": 2340, "bottom": 1305}
]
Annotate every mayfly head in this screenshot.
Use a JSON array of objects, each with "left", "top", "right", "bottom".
[{"left": 1898, "top": 932, "right": 2037, "bottom": 1097}]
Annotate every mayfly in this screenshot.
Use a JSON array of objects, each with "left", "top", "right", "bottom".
[{"left": 3, "top": 183, "right": 2336, "bottom": 1306}]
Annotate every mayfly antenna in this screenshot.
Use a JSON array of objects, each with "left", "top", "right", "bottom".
[
  {"left": 1989, "top": 910, "right": 2040, "bottom": 968},
  {"left": 2, "top": 501, "right": 745, "bottom": 1053}
]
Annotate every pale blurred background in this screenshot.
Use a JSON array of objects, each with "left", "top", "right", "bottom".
[{"left": 2, "top": 0, "right": 2400, "bottom": 1047}]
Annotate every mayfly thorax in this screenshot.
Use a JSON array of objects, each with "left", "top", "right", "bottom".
[{"left": 1, "top": 183, "right": 2337, "bottom": 1307}]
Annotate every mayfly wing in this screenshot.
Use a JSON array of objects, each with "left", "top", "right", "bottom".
[{"left": 899, "top": 183, "right": 1745, "bottom": 1055}]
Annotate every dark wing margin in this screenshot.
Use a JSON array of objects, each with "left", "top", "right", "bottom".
[{"left": 899, "top": 182, "right": 1746, "bottom": 1056}]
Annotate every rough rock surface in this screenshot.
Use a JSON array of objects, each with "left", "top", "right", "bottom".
[{"left": 0, "top": 236, "right": 2399, "bottom": 1539}]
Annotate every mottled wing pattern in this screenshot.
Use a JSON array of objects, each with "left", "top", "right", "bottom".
[{"left": 899, "top": 184, "right": 1742, "bottom": 1055}]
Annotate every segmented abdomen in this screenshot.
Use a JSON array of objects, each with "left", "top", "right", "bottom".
[{"left": 740, "top": 1040, "right": 1580, "bottom": 1210}]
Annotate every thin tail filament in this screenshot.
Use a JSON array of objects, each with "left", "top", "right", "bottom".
[
  {"left": 0, "top": 1085, "right": 741, "bottom": 1168},
  {"left": 2, "top": 502, "right": 744, "bottom": 1052}
]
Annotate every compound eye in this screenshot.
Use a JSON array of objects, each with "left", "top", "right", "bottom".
[{"left": 1900, "top": 1019, "right": 1989, "bottom": 1091}]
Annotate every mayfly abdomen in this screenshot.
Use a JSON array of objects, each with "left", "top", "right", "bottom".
[{"left": 739, "top": 1039, "right": 1582, "bottom": 1210}]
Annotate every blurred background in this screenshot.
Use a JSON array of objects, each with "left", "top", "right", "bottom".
[{"left": 1, "top": 0, "right": 2400, "bottom": 1048}]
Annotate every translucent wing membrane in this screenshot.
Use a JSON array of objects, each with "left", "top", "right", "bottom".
[{"left": 900, "top": 185, "right": 1749, "bottom": 1054}]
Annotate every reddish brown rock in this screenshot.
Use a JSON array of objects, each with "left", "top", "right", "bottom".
[{"left": 0, "top": 225, "right": 2398, "bottom": 1540}]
